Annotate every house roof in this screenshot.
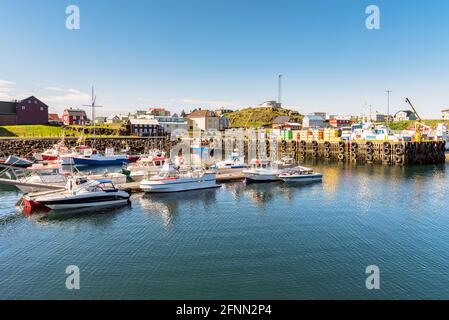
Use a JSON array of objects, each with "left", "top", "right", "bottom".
[
  {"left": 128, "top": 118, "right": 159, "bottom": 125},
  {"left": 304, "top": 115, "right": 325, "bottom": 121},
  {"left": 19, "top": 96, "right": 48, "bottom": 106},
  {"left": 48, "top": 113, "right": 61, "bottom": 121},
  {"left": 64, "top": 108, "right": 87, "bottom": 117},
  {"left": 442, "top": 109, "right": 449, "bottom": 112},
  {"left": 0, "top": 101, "right": 17, "bottom": 115},
  {"left": 272, "top": 116, "right": 291, "bottom": 124},
  {"left": 395, "top": 110, "right": 415, "bottom": 116},
  {"left": 186, "top": 109, "right": 217, "bottom": 118}
]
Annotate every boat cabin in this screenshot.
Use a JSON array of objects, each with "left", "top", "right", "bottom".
[{"left": 249, "top": 159, "right": 271, "bottom": 169}]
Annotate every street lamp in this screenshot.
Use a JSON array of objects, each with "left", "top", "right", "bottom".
[{"left": 385, "top": 90, "right": 392, "bottom": 127}]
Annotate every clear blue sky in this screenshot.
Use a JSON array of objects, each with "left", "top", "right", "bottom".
[{"left": 1, "top": 0, "right": 449, "bottom": 118}]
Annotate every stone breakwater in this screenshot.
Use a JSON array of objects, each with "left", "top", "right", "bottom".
[{"left": 0, "top": 137, "right": 173, "bottom": 157}]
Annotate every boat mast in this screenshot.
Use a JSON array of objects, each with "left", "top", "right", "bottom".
[{"left": 84, "top": 86, "right": 103, "bottom": 148}]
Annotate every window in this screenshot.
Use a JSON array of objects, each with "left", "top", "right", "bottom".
[
  {"left": 22, "top": 106, "right": 25, "bottom": 110},
  {"left": 34, "top": 101, "right": 37, "bottom": 104},
  {"left": 40, "top": 107, "right": 43, "bottom": 111},
  {"left": 28, "top": 100, "right": 31, "bottom": 104}
]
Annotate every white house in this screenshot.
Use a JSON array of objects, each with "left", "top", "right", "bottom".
[
  {"left": 302, "top": 114, "right": 326, "bottom": 128},
  {"left": 442, "top": 109, "right": 449, "bottom": 120},
  {"left": 106, "top": 115, "right": 121, "bottom": 124},
  {"left": 186, "top": 109, "right": 220, "bottom": 131},
  {"left": 394, "top": 110, "right": 417, "bottom": 122},
  {"left": 94, "top": 116, "right": 107, "bottom": 124}
]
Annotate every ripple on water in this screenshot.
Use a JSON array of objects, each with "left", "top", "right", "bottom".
[{"left": 1, "top": 162, "right": 449, "bottom": 299}]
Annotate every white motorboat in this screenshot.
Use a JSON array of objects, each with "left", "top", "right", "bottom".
[
  {"left": 123, "top": 154, "right": 168, "bottom": 182},
  {"left": 213, "top": 150, "right": 247, "bottom": 169},
  {"left": 0, "top": 163, "right": 127, "bottom": 193},
  {"left": 140, "top": 162, "right": 220, "bottom": 193},
  {"left": 243, "top": 159, "right": 281, "bottom": 181},
  {"left": 22, "top": 178, "right": 131, "bottom": 211},
  {"left": 278, "top": 166, "right": 323, "bottom": 183},
  {"left": 243, "top": 157, "right": 296, "bottom": 182}
]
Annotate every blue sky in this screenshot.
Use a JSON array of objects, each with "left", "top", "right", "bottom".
[{"left": 1, "top": 0, "right": 449, "bottom": 118}]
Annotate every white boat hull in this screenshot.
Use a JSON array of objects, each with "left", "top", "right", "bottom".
[
  {"left": 279, "top": 174, "right": 323, "bottom": 183},
  {"left": 243, "top": 170, "right": 282, "bottom": 181},
  {"left": 140, "top": 175, "right": 220, "bottom": 193},
  {"left": 46, "top": 199, "right": 129, "bottom": 210}
]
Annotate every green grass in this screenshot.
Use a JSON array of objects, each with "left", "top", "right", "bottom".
[
  {"left": 0, "top": 125, "right": 63, "bottom": 137},
  {"left": 387, "top": 120, "right": 449, "bottom": 131},
  {"left": 225, "top": 107, "right": 303, "bottom": 128},
  {"left": 0, "top": 124, "right": 128, "bottom": 138}
]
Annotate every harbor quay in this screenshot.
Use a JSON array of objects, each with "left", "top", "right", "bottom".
[
  {"left": 0, "top": 131, "right": 445, "bottom": 167},
  {"left": 281, "top": 140, "right": 447, "bottom": 166}
]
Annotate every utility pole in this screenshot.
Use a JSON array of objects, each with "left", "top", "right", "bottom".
[
  {"left": 278, "top": 74, "right": 282, "bottom": 106},
  {"left": 385, "top": 90, "right": 392, "bottom": 127}
]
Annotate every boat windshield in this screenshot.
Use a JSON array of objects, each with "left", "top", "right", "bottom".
[
  {"left": 86, "top": 182, "right": 116, "bottom": 192},
  {"left": 98, "top": 182, "right": 116, "bottom": 191}
]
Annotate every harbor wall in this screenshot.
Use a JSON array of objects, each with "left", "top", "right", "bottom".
[
  {"left": 0, "top": 137, "right": 446, "bottom": 166},
  {"left": 0, "top": 137, "right": 172, "bottom": 157},
  {"left": 278, "top": 140, "right": 447, "bottom": 166}
]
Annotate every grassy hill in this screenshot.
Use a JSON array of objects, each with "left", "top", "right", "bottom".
[
  {"left": 225, "top": 107, "right": 303, "bottom": 128},
  {"left": 0, "top": 124, "right": 126, "bottom": 138},
  {"left": 388, "top": 120, "right": 449, "bottom": 131}
]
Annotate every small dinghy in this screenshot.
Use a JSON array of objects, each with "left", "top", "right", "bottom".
[
  {"left": 22, "top": 178, "right": 131, "bottom": 212},
  {"left": 278, "top": 166, "right": 323, "bottom": 183}
]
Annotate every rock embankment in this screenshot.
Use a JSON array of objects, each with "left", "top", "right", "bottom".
[{"left": 0, "top": 137, "right": 173, "bottom": 157}]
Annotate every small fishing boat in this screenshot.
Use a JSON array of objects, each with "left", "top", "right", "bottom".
[
  {"left": 140, "top": 162, "right": 220, "bottom": 193},
  {"left": 243, "top": 159, "right": 282, "bottom": 181},
  {"left": 243, "top": 157, "right": 296, "bottom": 182},
  {"left": 123, "top": 154, "right": 168, "bottom": 182},
  {"left": 22, "top": 178, "right": 131, "bottom": 211},
  {"left": 73, "top": 147, "right": 129, "bottom": 166},
  {"left": 213, "top": 150, "right": 247, "bottom": 169},
  {"left": 278, "top": 166, "right": 323, "bottom": 183}
]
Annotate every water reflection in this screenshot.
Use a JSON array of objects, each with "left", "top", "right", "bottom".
[
  {"left": 222, "top": 180, "right": 323, "bottom": 207},
  {"left": 137, "top": 189, "right": 219, "bottom": 228}
]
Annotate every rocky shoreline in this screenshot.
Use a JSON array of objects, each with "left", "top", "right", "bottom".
[{"left": 0, "top": 137, "right": 173, "bottom": 157}]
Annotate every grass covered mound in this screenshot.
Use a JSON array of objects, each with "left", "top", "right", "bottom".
[
  {"left": 225, "top": 107, "right": 303, "bottom": 128},
  {"left": 388, "top": 120, "right": 449, "bottom": 131}
]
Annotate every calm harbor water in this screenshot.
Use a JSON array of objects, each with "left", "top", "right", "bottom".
[{"left": 1, "top": 161, "right": 449, "bottom": 299}]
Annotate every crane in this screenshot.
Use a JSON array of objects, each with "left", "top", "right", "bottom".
[{"left": 405, "top": 97, "right": 430, "bottom": 142}]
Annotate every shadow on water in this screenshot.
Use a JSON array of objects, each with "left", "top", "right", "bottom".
[{"left": 24, "top": 203, "right": 130, "bottom": 228}]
